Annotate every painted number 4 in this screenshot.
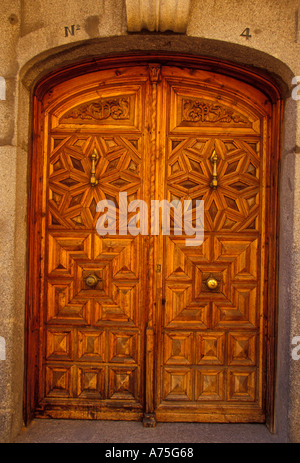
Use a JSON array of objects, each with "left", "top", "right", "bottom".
[{"left": 240, "top": 28, "right": 252, "bottom": 39}]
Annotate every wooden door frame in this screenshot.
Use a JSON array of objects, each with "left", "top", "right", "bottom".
[{"left": 24, "top": 53, "right": 283, "bottom": 430}]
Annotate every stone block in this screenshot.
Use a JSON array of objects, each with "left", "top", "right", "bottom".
[{"left": 126, "top": 0, "right": 191, "bottom": 32}]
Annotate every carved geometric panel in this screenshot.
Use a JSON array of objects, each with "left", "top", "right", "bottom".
[
  {"left": 77, "top": 330, "right": 106, "bottom": 362},
  {"left": 48, "top": 134, "right": 142, "bottom": 230},
  {"left": 164, "top": 284, "right": 209, "bottom": 329},
  {"left": 165, "top": 236, "right": 211, "bottom": 275},
  {"left": 77, "top": 367, "right": 105, "bottom": 398},
  {"left": 46, "top": 282, "right": 92, "bottom": 324},
  {"left": 47, "top": 233, "right": 92, "bottom": 277},
  {"left": 108, "top": 367, "right": 139, "bottom": 400},
  {"left": 95, "top": 281, "right": 139, "bottom": 326},
  {"left": 163, "top": 368, "right": 193, "bottom": 401},
  {"left": 46, "top": 328, "right": 73, "bottom": 361},
  {"left": 214, "top": 236, "right": 258, "bottom": 281},
  {"left": 164, "top": 332, "right": 193, "bottom": 365},
  {"left": 108, "top": 331, "right": 139, "bottom": 363},
  {"left": 228, "top": 369, "right": 256, "bottom": 401},
  {"left": 228, "top": 332, "right": 256, "bottom": 366},
  {"left": 166, "top": 136, "right": 260, "bottom": 232},
  {"left": 212, "top": 286, "right": 257, "bottom": 329},
  {"left": 93, "top": 235, "right": 140, "bottom": 279},
  {"left": 195, "top": 369, "right": 225, "bottom": 401},
  {"left": 45, "top": 365, "right": 73, "bottom": 398},
  {"left": 196, "top": 332, "right": 225, "bottom": 365}
]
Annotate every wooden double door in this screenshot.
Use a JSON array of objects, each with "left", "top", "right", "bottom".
[{"left": 27, "top": 59, "right": 280, "bottom": 425}]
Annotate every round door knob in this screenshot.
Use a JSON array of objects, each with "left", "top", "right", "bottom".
[
  {"left": 85, "top": 274, "right": 98, "bottom": 287},
  {"left": 206, "top": 277, "right": 218, "bottom": 290}
]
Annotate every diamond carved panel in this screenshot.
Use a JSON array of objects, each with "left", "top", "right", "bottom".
[
  {"left": 228, "top": 332, "right": 256, "bottom": 365},
  {"left": 163, "top": 368, "right": 193, "bottom": 401},
  {"left": 214, "top": 236, "right": 258, "bottom": 281},
  {"left": 196, "top": 332, "right": 225, "bottom": 365},
  {"left": 48, "top": 135, "right": 142, "bottom": 230},
  {"left": 77, "top": 367, "right": 105, "bottom": 398},
  {"left": 167, "top": 137, "right": 260, "bottom": 232},
  {"left": 108, "top": 367, "right": 139, "bottom": 400},
  {"left": 164, "top": 284, "right": 209, "bottom": 329},
  {"left": 109, "top": 331, "right": 139, "bottom": 363},
  {"left": 212, "top": 286, "right": 257, "bottom": 329},
  {"left": 45, "top": 365, "right": 73, "bottom": 398},
  {"left": 228, "top": 369, "right": 256, "bottom": 401},
  {"left": 48, "top": 233, "right": 92, "bottom": 277},
  {"left": 164, "top": 332, "right": 193, "bottom": 365},
  {"left": 46, "top": 328, "right": 73, "bottom": 361},
  {"left": 196, "top": 369, "right": 225, "bottom": 401},
  {"left": 77, "top": 330, "right": 106, "bottom": 362},
  {"left": 47, "top": 282, "right": 92, "bottom": 324}
]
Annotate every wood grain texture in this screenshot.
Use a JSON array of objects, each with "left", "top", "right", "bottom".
[{"left": 25, "top": 56, "right": 282, "bottom": 426}]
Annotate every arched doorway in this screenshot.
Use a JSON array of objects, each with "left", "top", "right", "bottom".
[{"left": 25, "top": 55, "right": 282, "bottom": 427}]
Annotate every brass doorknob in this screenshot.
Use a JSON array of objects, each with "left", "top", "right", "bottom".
[
  {"left": 84, "top": 274, "right": 98, "bottom": 287},
  {"left": 206, "top": 276, "right": 218, "bottom": 290}
]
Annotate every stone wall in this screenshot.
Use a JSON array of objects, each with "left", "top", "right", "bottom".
[{"left": 0, "top": 0, "right": 300, "bottom": 442}]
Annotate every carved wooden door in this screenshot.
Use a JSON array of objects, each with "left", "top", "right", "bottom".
[
  {"left": 29, "top": 60, "right": 279, "bottom": 425},
  {"left": 34, "top": 66, "right": 153, "bottom": 421},
  {"left": 153, "top": 66, "right": 272, "bottom": 423}
]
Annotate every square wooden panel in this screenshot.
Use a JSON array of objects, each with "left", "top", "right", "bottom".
[
  {"left": 213, "top": 236, "right": 258, "bottom": 281},
  {"left": 228, "top": 369, "right": 256, "bottom": 401},
  {"left": 164, "top": 332, "right": 193, "bottom": 365},
  {"left": 47, "top": 233, "right": 92, "bottom": 277},
  {"left": 195, "top": 369, "right": 225, "bottom": 401},
  {"left": 228, "top": 332, "right": 256, "bottom": 365},
  {"left": 163, "top": 368, "right": 193, "bottom": 401},
  {"left": 95, "top": 282, "right": 140, "bottom": 326},
  {"left": 77, "top": 367, "right": 105, "bottom": 398},
  {"left": 196, "top": 332, "right": 225, "bottom": 365},
  {"left": 212, "top": 286, "right": 257, "bottom": 329},
  {"left": 77, "top": 329, "right": 106, "bottom": 362},
  {"left": 45, "top": 365, "right": 73, "bottom": 398},
  {"left": 108, "top": 367, "right": 139, "bottom": 400},
  {"left": 164, "top": 283, "right": 209, "bottom": 329},
  {"left": 108, "top": 331, "right": 139, "bottom": 364},
  {"left": 46, "top": 281, "right": 91, "bottom": 324},
  {"left": 46, "top": 328, "right": 73, "bottom": 361},
  {"left": 165, "top": 236, "right": 211, "bottom": 267}
]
